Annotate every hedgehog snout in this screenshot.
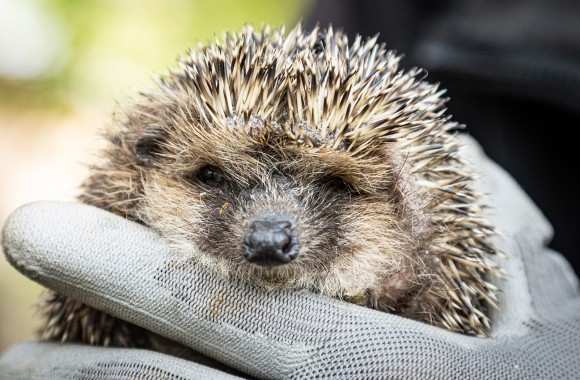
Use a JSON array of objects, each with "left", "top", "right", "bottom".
[{"left": 242, "top": 217, "right": 299, "bottom": 267}]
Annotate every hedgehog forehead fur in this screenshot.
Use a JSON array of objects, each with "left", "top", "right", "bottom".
[
  {"left": 135, "top": 24, "right": 447, "bottom": 154},
  {"left": 83, "top": 24, "right": 501, "bottom": 337}
]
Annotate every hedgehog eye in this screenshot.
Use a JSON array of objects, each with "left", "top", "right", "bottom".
[
  {"left": 325, "top": 176, "right": 352, "bottom": 193},
  {"left": 197, "top": 165, "right": 225, "bottom": 185}
]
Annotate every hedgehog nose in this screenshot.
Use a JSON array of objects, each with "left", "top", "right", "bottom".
[{"left": 242, "top": 220, "right": 299, "bottom": 267}]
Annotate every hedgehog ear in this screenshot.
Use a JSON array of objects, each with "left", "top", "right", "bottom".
[{"left": 133, "top": 130, "right": 166, "bottom": 165}]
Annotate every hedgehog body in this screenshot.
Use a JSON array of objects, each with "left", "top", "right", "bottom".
[{"left": 40, "top": 24, "right": 500, "bottom": 346}]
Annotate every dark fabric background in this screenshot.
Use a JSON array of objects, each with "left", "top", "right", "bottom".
[{"left": 307, "top": 0, "right": 580, "bottom": 274}]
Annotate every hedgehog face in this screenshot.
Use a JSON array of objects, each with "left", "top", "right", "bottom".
[{"left": 129, "top": 121, "right": 420, "bottom": 302}]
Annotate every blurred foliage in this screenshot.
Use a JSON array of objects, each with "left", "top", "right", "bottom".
[{"left": 0, "top": 0, "right": 312, "bottom": 111}]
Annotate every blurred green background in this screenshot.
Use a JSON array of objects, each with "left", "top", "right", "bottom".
[{"left": 0, "top": 0, "right": 312, "bottom": 352}]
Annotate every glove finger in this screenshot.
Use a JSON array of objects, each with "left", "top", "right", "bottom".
[{"left": 0, "top": 340, "right": 243, "bottom": 380}]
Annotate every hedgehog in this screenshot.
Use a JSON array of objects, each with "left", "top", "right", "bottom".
[{"left": 39, "top": 24, "right": 501, "bottom": 350}]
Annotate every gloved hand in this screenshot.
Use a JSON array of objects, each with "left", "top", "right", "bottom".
[{"left": 1, "top": 136, "right": 579, "bottom": 379}]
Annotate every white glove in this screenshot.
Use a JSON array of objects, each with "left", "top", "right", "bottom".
[{"left": 1, "top": 136, "right": 579, "bottom": 379}]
